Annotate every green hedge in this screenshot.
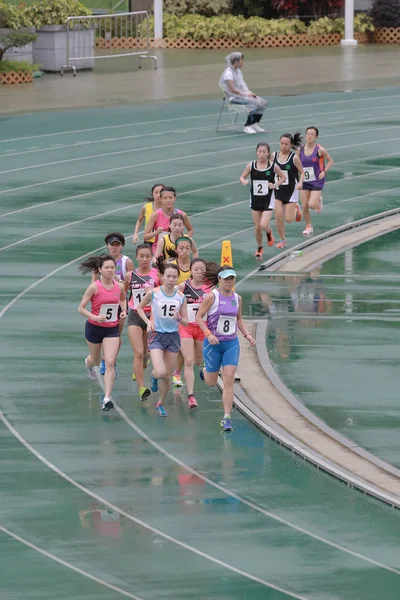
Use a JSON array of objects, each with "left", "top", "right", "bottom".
[{"left": 143, "top": 14, "right": 374, "bottom": 40}]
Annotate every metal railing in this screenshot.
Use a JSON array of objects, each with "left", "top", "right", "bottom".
[{"left": 61, "top": 10, "right": 157, "bottom": 76}]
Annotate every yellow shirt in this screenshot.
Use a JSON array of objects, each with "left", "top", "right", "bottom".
[
  {"left": 168, "top": 258, "right": 191, "bottom": 285},
  {"left": 162, "top": 233, "right": 189, "bottom": 261},
  {"left": 144, "top": 201, "right": 155, "bottom": 243}
]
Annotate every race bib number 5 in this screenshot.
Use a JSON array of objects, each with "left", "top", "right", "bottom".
[
  {"left": 100, "top": 304, "right": 118, "bottom": 322},
  {"left": 303, "top": 166, "right": 316, "bottom": 182},
  {"left": 216, "top": 315, "right": 237, "bottom": 336}
]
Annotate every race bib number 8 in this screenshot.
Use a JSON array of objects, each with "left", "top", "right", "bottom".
[
  {"left": 303, "top": 166, "right": 316, "bottom": 182},
  {"left": 187, "top": 304, "right": 206, "bottom": 323},
  {"left": 253, "top": 180, "right": 268, "bottom": 196},
  {"left": 216, "top": 315, "right": 237, "bottom": 336},
  {"left": 132, "top": 288, "right": 147, "bottom": 308},
  {"left": 100, "top": 303, "right": 118, "bottom": 322},
  {"left": 159, "top": 301, "right": 178, "bottom": 319}
]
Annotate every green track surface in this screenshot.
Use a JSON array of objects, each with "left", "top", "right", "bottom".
[{"left": 1, "top": 89, "right": 400, "bottom": 600}]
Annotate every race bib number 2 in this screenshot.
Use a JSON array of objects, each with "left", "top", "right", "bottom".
[
  {"left": 253, "top": 180, "right": 269, "bottom": 196},
  {"left": 100, "top": 304, "right": 118, "bottom": 322},
  {"left": 216, "top": 315, "right": 237, "bottom": 336}
]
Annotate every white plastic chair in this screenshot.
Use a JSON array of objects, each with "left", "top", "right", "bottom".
[{"left": 216, "top": 96, "right": 249, "bottom": 133}]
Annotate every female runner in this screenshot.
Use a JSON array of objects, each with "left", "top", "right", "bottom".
[
  {"left": 136, "top": 261, "right": 188, "bottom": 417},
  {"left": 272, "top": 133, "right": 304, "bottom": 249},
  {"left": 240, "top": 142, "right": 286, "bottom": 259},
  {"left": 299, "top": 126, "right": 334, "bottom": 236},
  {"left": 132, "top": 183, "right": 164, "bottom": 244},
  {"left": 78, "top": 254, "right": 126, "bottom": 411},
  {"left": 155, "top": 213, "right": 198, "bottom": 261},
  {"left": 196, "top": 265, "right": 255, "bottom": 431},
  {"left": 124, "top": 243, "right": 159, "bottom": 401},
  {"left": 177, "top": 258, "right": 213, "bottom": 408},
  {"left": 143, "top": 186, "right": 193, "bottom": 253}
]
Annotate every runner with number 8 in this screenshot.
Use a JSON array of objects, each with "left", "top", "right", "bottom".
[
  {"left": 124, "top": 243, "right": 159, "bottom": 401},
  {"left": 195, "top": 265, "right": 255, "bottom": 432},
  {"left": 78, "top": 255, "right": 127, "bottom": 412}
]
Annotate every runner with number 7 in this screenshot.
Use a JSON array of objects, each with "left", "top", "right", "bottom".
[{"left": 195, "top": 265, "right": 256, "bottom": 432}]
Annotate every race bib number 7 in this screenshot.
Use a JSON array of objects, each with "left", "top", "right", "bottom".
[
  {"left": 187, "top": 304, "right": 207, "bottom": 323},
  {"left": 303, "top": 166, "right": 316, "bottom": 182},
  {"left": 216, "top": 315, "right": 237, "bottom": 336},
  {"left": 100, "top": 303, "right": 118, "bottom": 322}
]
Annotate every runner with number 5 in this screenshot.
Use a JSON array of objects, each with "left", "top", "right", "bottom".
[
  {"left": 124, "top": 243, "right": 159, "bottom": 401},
  {"left": 78, "top": 255, "right": 127, "bottom": 412},
  {"left": 136, "top": 261, "right": 188, "bottom": 417},
  {"left": 240, "top": 142, "right": 286, "bottom": 260},
  {"left": 195, "top": 265, "right": 255, "bottom": 432},
  {"left": 299, "top": 127, "right": 334, "bottom": 237}
]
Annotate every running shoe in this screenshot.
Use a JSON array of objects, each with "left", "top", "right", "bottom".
[
  {"left": 254, "top": 246, "right": 264, "bottom": 259},
  {"left": 188, "top": 395, "right": 198, "bottom": 409},
  {"left": 150, "top": 375, "right": 158, "bottom": 393},
  {"left": 156, "top": 404, "right": 168, "bottom": 417},
  {"left": 85, "top": 358, "right": 97, "bottom": 381},
  {"left": 220, "top": 417, "right": 232, "bottom": 432},
  {"left": 266, "top": 230, "right": 275, "bottom": 247},
  {"left": 132, "top": 372, "right": 137, "bottom": 381},
  {"left": 276, "top": 239, "right": 287, "bottom": 249},
  {"left": 316, "top": 195, "right": 323, "bottom": 213},
  {"left": 139, "top": 386, "right": 151, "bottom": 402},
  {"left": 295, "top": 203, "right": 302, "bottom": 222},
  {"left": 101, "top": 397, "right": 114, "bottom": 411},
  {"left": 99, "top": 359, "right": 105, "bottom": 376},
  {"left": 252, "top": 124, "right": 266, "bottom": 133},
  {"left": 303, "top": 224, "right": 314, "bottom": 237},
  {"left": 172, "top": 373, "right": 183, "bottom": 387},
  {"left": 243, "top": 125, "right": 257, "bottom": 135}
]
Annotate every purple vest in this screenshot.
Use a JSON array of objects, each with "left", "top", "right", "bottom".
[
  {"left": 299, "top": 144, "right": 325, "bottom": 188},
  {"left": 207, "top": 289, "right": 239, "bottom": 341}
]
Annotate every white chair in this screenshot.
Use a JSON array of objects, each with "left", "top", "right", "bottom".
[{"left": 216, "top": 96, "right": 249, "bottom": 133}]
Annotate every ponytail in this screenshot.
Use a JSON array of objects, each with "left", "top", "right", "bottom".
[
  {"left": 79, "top": 254, "right": 115, "bottom": 275},
  {"left": 155, "top": 256, "right": 180, "bottom": 277}
]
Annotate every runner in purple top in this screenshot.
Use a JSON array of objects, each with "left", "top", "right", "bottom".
[
  {"left": 196, "top": 265, "right": 255, "bottom": 432},
  {"left": 298, "top": 126, "right": 334, "bottom": 237}
]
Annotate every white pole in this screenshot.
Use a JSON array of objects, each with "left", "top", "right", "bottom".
[
  {"left": 341, "top": 0, "right": 358, "bottom": 46},
  {"left": 154, "top": 0, "right": 163, "bottom": 40}
]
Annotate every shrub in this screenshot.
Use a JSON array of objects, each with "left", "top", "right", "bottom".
[
  {"left": 26, "top": 0, "right": 91, "bottom": 29},
  {"left": 0, "top": 58, "right": 39, "bottom": 72},
  {"left": 354, "top": 13, "right": 375, "bottom": 33},
  {"left": 0, "top": 30, "right": 36, "bottom": 61},
  {"left": 163, "top": 0, "right": 233, "bottom": 17},
  {"left": 307, "top": 16, "right": 344, "bottom": 35},
  {"left": 0, "top": 1, "right": 32, "bottom": 29},
  {"left": 370, "top": 0, "right": 400, "bottom": 27}
]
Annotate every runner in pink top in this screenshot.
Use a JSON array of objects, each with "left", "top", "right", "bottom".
[
  {"left": 143, "top": 186, "right": 194, "bottom": 253},
  {"left": 78, "top": 254, "right": 126, "bottom": 412}
]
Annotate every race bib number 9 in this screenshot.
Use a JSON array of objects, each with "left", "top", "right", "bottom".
[
  {"left": 132, "top": 288, "right": 147, "bottom": 308},
  {"left": 216, "top": 315, "right": 237, "bottom": 336},
  {"left": 187, "top": 304, "right": 207, "bottom": 323},
  {"left": 303, "top": 166, "right": 316, "bottom": 182},
  {"left": 159, "top": 301, "right": 178, "bottom": 319},
  {"left": 253, "top": 180, "right": 269, "bottom": 196},
  {"left": 100, "top": 303, "right": 118, "bottom": 322}
]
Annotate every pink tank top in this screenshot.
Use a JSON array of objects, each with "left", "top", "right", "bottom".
[
  {"left": 88, "top": 280, "right": 120, "bottom": 328},
  {"left": 152, "top": 208, "right": 183, "bottom": 252}
]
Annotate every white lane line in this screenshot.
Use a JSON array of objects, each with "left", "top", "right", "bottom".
[
  {"left": 1, "top": 131, "right": 400, "bottom": 221},
  {"left": 0, "top": 524, "right": 144, "bottom": 600},
  {"left": 1, "top": 161, "right": 399, "bottom": 254},
  {"left": 1, "top": 122, "right": 399, "bottom": 197},
  {"left": 0, "top": 415, "right": 309, "bottom": 600},
  {"left": 1, "top": 120, "right": 399, "bottom": 181},
  {"left": 1, "top": 103, "right": 399, "bottom": 161},
  {"left": 2, "top": 91, "right": 400, "bottom": 144},
  {"left": 0, "top": 230, "right": 399, "bottom": 579}
]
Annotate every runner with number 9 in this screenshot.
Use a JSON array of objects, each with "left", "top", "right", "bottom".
[
  {"left": 195, "top": 265, "right": 255, "bottom": 432},
  {"left": 78, "top": 255, "right": 127, "bottom": 412}
]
